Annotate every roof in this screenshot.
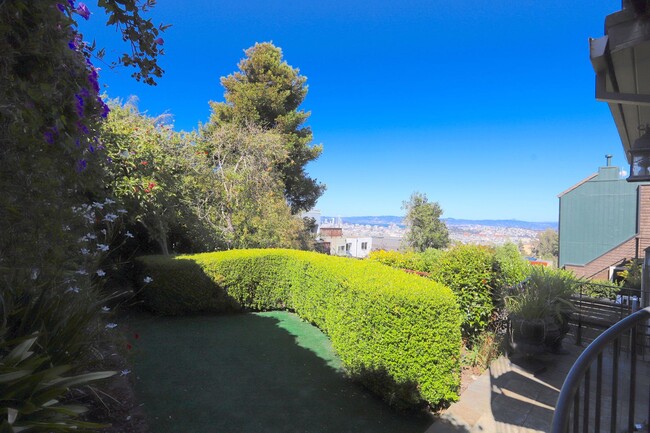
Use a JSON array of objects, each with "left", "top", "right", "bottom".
[{"left": 557, "top": 173, "right": 598, "bottom": 198}]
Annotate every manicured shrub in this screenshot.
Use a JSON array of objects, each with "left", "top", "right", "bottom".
[
  {"left": 135, "top": 249, "right": 462, "bottom": 408},
  {"left": 429, "top": 245, "right": 495, "bottom": 337}
]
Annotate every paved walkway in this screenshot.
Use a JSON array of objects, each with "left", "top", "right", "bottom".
[
  {"left": 426, "top": 340, "right": 650, "bottom": 433},
  {"left": 426, "top": 344, "right": 584, "bottom": 433}
]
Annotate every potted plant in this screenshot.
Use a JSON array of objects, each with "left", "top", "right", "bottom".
[{"left": 505, "top": 266, "right": 579, "bottom": 355}]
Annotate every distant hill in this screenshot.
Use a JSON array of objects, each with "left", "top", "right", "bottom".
[{"left": 322, "top": 216, "right": 557, "bottom": 231}]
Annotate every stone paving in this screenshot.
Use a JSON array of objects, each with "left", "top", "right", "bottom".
[
  {"left": 426, "top": 340, "right": 650, "bottom": 433},
  {"left": 426, "top": 344, "right": 584, "bottom": 433}
]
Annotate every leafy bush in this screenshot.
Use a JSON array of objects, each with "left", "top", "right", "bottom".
[
  {"left": 505, "top": 266, "right": 579, "bottom": 322},
  {"left": 0, "top": 335, "right": 115, "bottom": 433},
  {"left": 428, "top": 245, "right": 496, "bottom": 337},
  {"left": 370, "top": 244, "right": 532, "bottom": 337},
  {"left": 135, "top": 249, "right": 462, "bottom": 408}
]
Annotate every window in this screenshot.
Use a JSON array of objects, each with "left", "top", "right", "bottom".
[
  {"left": 338, "top": 245, "right": 345, "bottom": 253},
  {"left": 361, "top": 242, "right": 368, "bottom": 250},
  {"left": 345, "top": 243, "right": 352, "bottom": 252}
]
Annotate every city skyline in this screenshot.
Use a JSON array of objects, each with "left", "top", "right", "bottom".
[{"left": 83, "top": 1, "right": 624, "bottom": 222}]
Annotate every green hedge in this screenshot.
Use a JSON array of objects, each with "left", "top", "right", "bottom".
[
  {"left": 369, "top": 244, "right": 531, "bottom": 337},
  {"left": 135, "top": 249, "right": 462, "bottom": 408}
]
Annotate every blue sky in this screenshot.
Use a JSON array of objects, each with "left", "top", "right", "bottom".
[{"left": 84, "top": 0, "right": 624, "bottom": 222}]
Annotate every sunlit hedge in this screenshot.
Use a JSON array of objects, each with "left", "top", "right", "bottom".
[
  {"left": 369, "top": 244, "right": 531, "bottom": 337},
  {"left": 135, "top": 249, "right": 461, "bottom": 408}
]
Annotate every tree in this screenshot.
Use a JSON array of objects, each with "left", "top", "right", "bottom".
[
  {"left": 207, "top": 42, "right": 325, "bottom": 213},
  {"left": 532, "top": 228, "right": 558, "bottom": 263},
  {"left": 191, "top": 123, "right": 309, "bottom": 250},
  {"left": 99, "top": 99, "right": 188, "bottom": 255},
  {"left": 402, "top": 192, "right": 450, "bottom": 252}
]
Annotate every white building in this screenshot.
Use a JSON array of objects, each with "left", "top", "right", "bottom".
[{"left": 318, "top": 227, "right": 372, "bottom": 258}]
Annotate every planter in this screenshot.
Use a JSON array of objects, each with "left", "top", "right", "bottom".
[{"left": 509, "top": 314, "right": 571, "bottom": 356}]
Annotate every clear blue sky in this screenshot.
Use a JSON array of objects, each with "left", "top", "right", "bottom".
[{"left": 84, "top": 0, "right": 625, "bottom": 222}]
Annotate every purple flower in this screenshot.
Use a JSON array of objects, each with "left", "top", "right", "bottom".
[
  {"left": 57, "top": 3, "right": 66, "bottom": 12},
  {"left": 76, "top": 3, "right": 90, "bottom": 20},
  {"left": 77, "top": 121, "right": 89, "bottom": 135},
  {"left": 67, "top": 0, "right": 75, "bottom": 7},
  {"left": 89, "top": 145, "right": 95, "bottom": 153},
  {"left": 74, "top": 94, "right": 84, "bottom": 117},
  {"left": 154, "top": 38, "right": 164, "bottom": 45},
  {"left": 88, "top": 69, "right": 99, "bottom": 93},
  {"left": 43, "top": 127, "right": 58, "bottom": 144},
  {"left": 76, "top": 159, "right": 87, "bottom": 172}
]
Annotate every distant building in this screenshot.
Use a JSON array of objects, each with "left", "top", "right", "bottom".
[
  {"left": 558, "top": 161, "right": 650, "bottom": 280},
  {"left": 317, "top": 224, "right": 372, "bottom": 258}
]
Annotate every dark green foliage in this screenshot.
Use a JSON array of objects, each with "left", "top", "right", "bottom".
[
  {"left": 0, "top": 335, "right": 115, "bottom": 433},
  {"left": 135, "top": 249, "right": 462, "bottom": 408},
  {"left": 402, "top": 192, "right": 450, "bottom": 252},
  {"left": 207, "top": 43, "right": 325, "bottom": 213}
]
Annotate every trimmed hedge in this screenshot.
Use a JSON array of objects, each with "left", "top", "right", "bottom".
[
  {"left": 135, "top": 249, "right": 462, "bottom": 408},
  {"left": 369, "top": 244, "right": 531, "bottom": 337}
]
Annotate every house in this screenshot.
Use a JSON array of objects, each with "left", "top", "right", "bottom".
[
  {"left": 317, "top": 226, "right": 372, "bottom": 258},
  {"left": 558, "top": 159, "right": 650, "bottom": 280}
]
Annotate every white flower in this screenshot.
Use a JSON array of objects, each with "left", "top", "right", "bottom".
[
  {"left": 96, "top": 269, "right": 106, "bottom": 277},
  {"left": 105, "top": 323, "right": 118, "bottom": 329},
  {"left": 100, "top": 228, "right": 107, "bottom": 235},
  {"left": 92, "top": 202, "right": 104, "bottom": 209},
  {"left": 102, "top": 306, "right": 111, "bottom": 312},
  {"left": 79, "top": 236, "right": 88, "bottom": 243},
  {"left": 120, "top": 150, "right": 129, "bottom": 158},
  {"left": 104, "top": 213, "right": 118, "bottom": 222},
  {"left": 97, "top": 244, "right": 110, "bottom": 252},
  {"left": 104, "top": 198, "right": 116, "bottom": 205},
  {"left": 125, "top": 231, "right": 134, "bottom": 238},
  {"left": 87, "top": 233, "right": 97, "bottom": 240},
  {"left": 120, "top": 369, "right": 131, "bottom": 376},
  {"left": 66, "top": 286, "right": 80, "bottom": 294},
  {"left": 80, "top": 248, "right": 90, "bottom": 255},
  {"left": 117, "top": 209, "right": 128, "bottom": 214},
  {"left": 62, "top": 225, "right": 71, "bottom": 231},
  {"left": 143, "top": 276, "right": 153, "bottom": 284},
  {"left": 75, "top": 269, "right": 88, "bottom": 275}
]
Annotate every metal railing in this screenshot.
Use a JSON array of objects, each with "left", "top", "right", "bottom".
[{"left": 551, "top": 306, "right": 650, "bottom": 433}]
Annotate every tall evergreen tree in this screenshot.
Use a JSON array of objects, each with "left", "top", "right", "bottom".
[
  {"left": 402, "top": 192, "right": 450, "bottom": 252},
  {"left": 207, "top": 42, "right": 325, "bottom": 213}
]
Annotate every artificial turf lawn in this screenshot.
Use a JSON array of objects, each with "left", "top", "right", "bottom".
[{"left": 126, "top": 311, "right": 435, "bottom": 433}]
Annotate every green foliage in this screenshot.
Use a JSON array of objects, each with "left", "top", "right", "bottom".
[
  {"left": 532, "top": 229, "right": 558, "bottom": 264},
  {"left": 579, "top": 280, "right": 621, "bottom": 300},
  {"left": 617, "top": 259, "right": 642, "bottom": 291},
  {"left": 429, "top": 245, "right": 495, "bottom": 337},
  {"left": 462, "top": 331, "right": 501, "bottom": 370},
  {"left": 207, "top": 42, "right": 325, "bottom": 213},
  {"left": 505, "top": 266, "right": 579, "bottom": 322},
  {"left": 369, "top": 244, "right": 531, "bottom": 337},
  {"left": 402, "top": 192, "right": 450, "bottom": 252},
  {"left": 492, "top": 243, "right": 532, "bottom": 302},
  {"left": 135, "top": 249, "right": 462, "bottom": 408},
  {"left": 0, "top": 334, "right": 115, "bottom": 433},
  {"left": 0, "top": 2, "right": 165, "bottom": 430}
]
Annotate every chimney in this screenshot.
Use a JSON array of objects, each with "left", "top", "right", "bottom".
[{"left": 606, "top": 154, "right": 613, "bottom": 166}]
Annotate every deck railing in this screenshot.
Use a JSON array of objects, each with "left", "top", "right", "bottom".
[{"left": 551, "top": 306, "right": 650, "bottom": 433}]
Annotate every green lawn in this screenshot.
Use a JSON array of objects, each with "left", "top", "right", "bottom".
[{"left": 127, "top": 311, "right": 435, "bottom": 433}]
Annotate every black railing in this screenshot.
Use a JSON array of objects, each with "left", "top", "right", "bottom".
[{"left": 551, "top": 306, "right": 650, "bottom": 433}]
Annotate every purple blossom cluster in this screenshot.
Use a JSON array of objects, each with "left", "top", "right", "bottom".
[{"left": 51, "top": 0, "right": 111, "bottom": 171}]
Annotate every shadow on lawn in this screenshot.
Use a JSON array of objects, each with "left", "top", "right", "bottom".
[{"left": 127, "top": 312, "right": 436, "bottom": 433}]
